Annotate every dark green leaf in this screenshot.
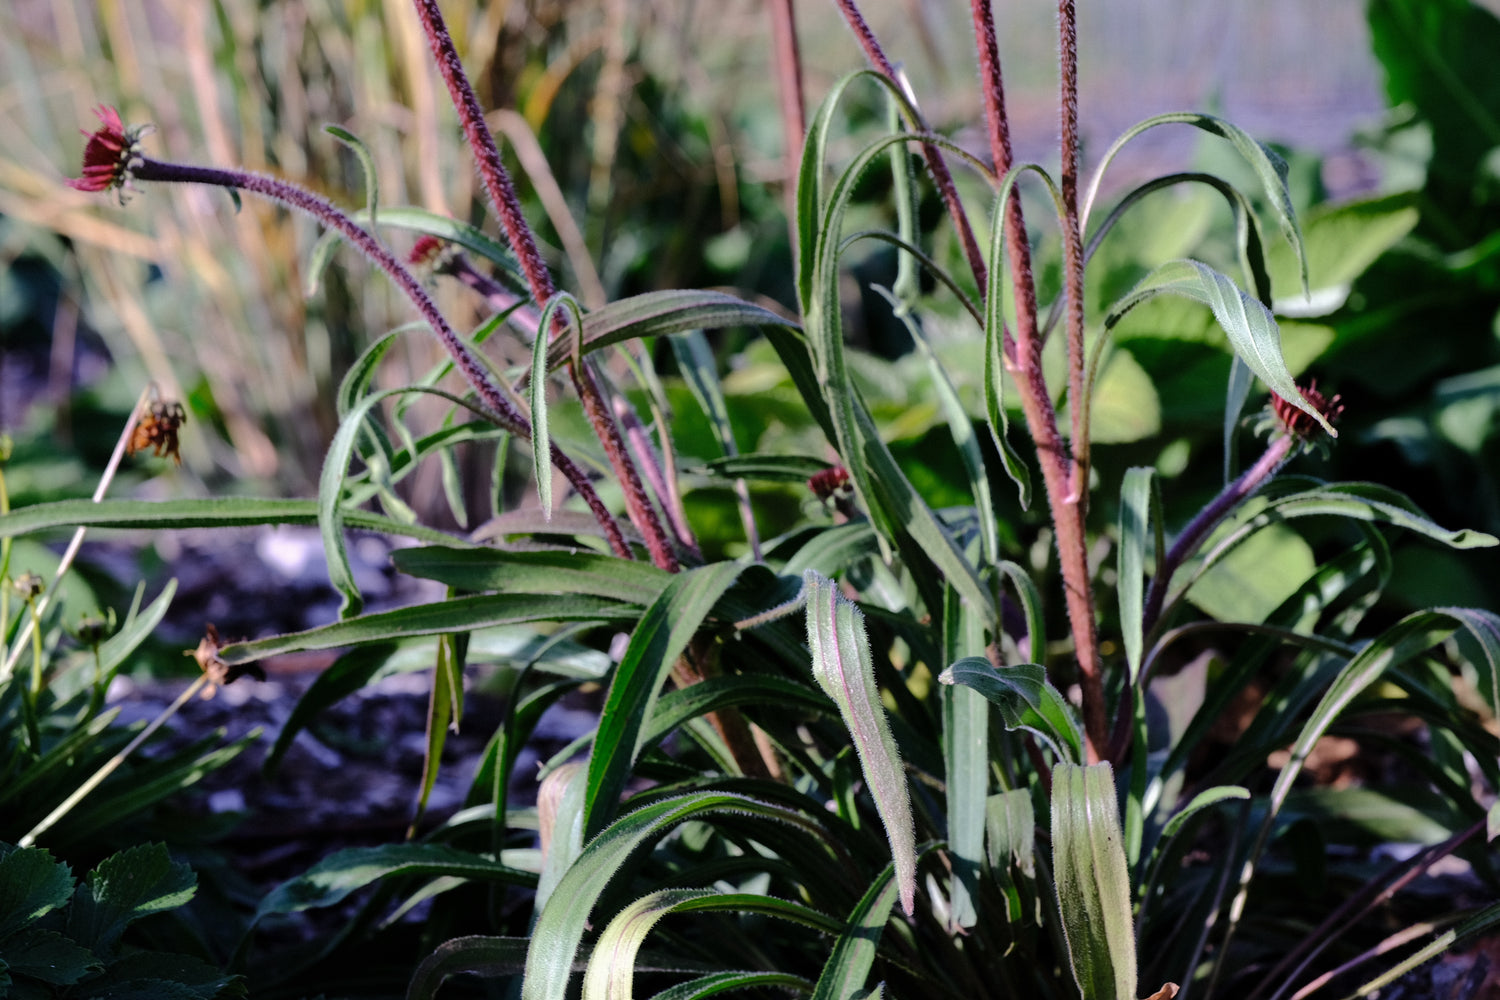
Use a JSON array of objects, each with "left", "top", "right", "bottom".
[
  {"left": 391, "top": 546, "right": 670, "bottom": 605},
  {"left": 0, "top": 847, "right": 74, "bottom": 939},
  {"left": 1051, "top": 763, "right": 1136, "bottom": 1000},
  {"left": 68, "top": 844, "right": 194, "bottom": 954},
  {"left": 939, "top": 659, "right": 1082, "bottom": 764}
]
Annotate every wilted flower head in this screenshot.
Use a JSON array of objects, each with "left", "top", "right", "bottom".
[
  {"left": 1271, "top": 379, "right": 1344, "bottom": 440},
  {"left": 67, "top": 105, "right": 147, "bottom": 198},
  {"left": 408, "top": 234, "right": 450, "bottom": 269}
]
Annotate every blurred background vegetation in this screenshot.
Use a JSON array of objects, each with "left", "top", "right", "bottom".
[{"left": 5, "top": 0, "right": 1500, "bottom": 617}]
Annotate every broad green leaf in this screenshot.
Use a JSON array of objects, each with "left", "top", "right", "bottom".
[
  {"left": 939, "top": 659, "right": 1082, "bottom": 764},
  {"left": 0, "top": 846, "right": 74, "bottom": 938},
  {"left": 809, "top": 864, "right": 901, "bottom": 1000},
  {"left": 1188, "top": 523, "right": 1316, "bottom": 625},
  {"left": 1106, "top": 259, "right": 1333, "bottom": 435},
  {"left": 215, "top": 593, "right": 637, "bottom": 666},
  {"left": 391, "top": 546, "right": 671, "bottom": 604},
  {"left": 523, "top": 792, "right": 829, "bottom": 1000},
  {"left": 68, "top": 844, "right": 194, "bottom": 953},
  {"left": 584, "top": 563, "right": 744, "bottom": 839},
  {"left": 1051, "top": 762, "right": 1136, "bottom": 1000},
  {"left": 0, "top": 497, "right": 456, "bottom": 545},
  {"left": 408, "top": 936, "right": 530, "bottom": 1000},
  {"left": 1265, "top": 193, "right": 1419, "bottom": 307},
  {"left": 0, "top": 928, "right": 100, "bottom": 985},
  {"left": 804, "top": 571, "right": 916, "bottom": 915},
  {"left": 254, "top": 844, "right": 533, "bottom": 923},
  {"left": 1082, "top": 111, "right": 1307, "bottom": 292}
]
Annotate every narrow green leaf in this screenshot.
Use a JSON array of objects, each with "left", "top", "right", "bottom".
[
  {"left": 0, "top": 497, "right": 457, "bottom": 545},
  {"left": 804, "top": 571, "right": 916, "bottom": 916},
  {"left": 337, "top": 332, "right": 401, "bottom": 420},
  {"left": 584, "top": 563, "right": 744, "bottom": 839},
  {"left": 1118, "top": 467, "right": 1162, "bottom": 684},
  {"left": 996, "top": 560, "right": 1046, "bottom": 665},
  {"left": 1250, "top": 482, "right": 1498, "bottom": 550},
  {"left": 324, "top": 124, "right": 379, "bottom": 236},
  {"left": 942, "top": 585, "right": 988, "bottom": 929},
  {"left": 215, "top": 593, "right": 637, "bottom": 666},
  {"left": 1051, "top": 762, "right": 1136, "bottom": 1000},
  {"left": 263, "top": 643, "right": 398, "bottom": 775},
  {"left": 644, "top": 675, "right": 834, "bottom": 749},
  {"left": 96, "top": 579, "right": 176, "bottom": 676},
  {"left": 412, "top": 631, "right": 463, "bottom": 833},
  {"left": 985, "top": 790, "right": 1036, "bottom": 923},
  {"left": 523, "top": 792, "right": 830, "bottom": 1000},
  {"left": 939, "top": 658, "right": 1082, "bottom": 764},
  {"left": 323, "top": 386, "right": 495, "bottom": 617},
  {"left": 649, "top": 971, "right": 815, "bottom": 1000},
  {"left": 407, "top": 936, "right": 531, "bottom": 1000},
  {"left": 255, "top": 844, "right": 533, "bottom": 924},
  {"left": 307, "top": 205, "right": 525, "bottom": 297},
  {"left": 584, "top": 889, "right": 717, "bottom": 1000},
  {"left": 1106, "top": 259, "right": 1334, "bottom": 435},
  {"left": 697, "top": 454, "right": 833, "bottom": 483},
  {"left": 516, "top": 290, "right": 793, "bottom": 379},
  {"left": 809, "top": 864, "right": 901, "bottom": 1000},
  {"left": 1342, "top": 901, "right": 1500, "bottom": 1000},
  {"left": 1082, "top": 111, "right": 1307, "bottom": 293},
  {"left": 391, "top": 546, "right": 670, "bottom": 604}
]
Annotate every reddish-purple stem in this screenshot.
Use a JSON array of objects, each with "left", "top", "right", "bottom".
[
  {"left": 1057, "top": 0, "right": 1088, "bottom": 483},
  {"left": 131, "top": 157, "right": 631, "bottom": 558},
  {"left": 1142, "top": 432, "right": 1295, "bottom": 636},
  {"left": 970, "top": 0, "right": 1105, "bottom": 759},
  {"left": 411, "top": 0, "right": 679, "bottom": 572},
  {"left": 832, "top": 0, "right": 988, "bottom": 292},
  {"left": 768, "top": 0, "right": 806, "bottom": 221}
]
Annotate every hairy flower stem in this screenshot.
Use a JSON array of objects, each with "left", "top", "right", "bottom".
[
  {"left": 411, "top": 0, "right": 678, "bottom": 573},
  {"left": 130, "top": 158, "right": 630, "bottom": 559},
  {"left": 970, "top": 0, "right": 1106, "bottom": 759},
  {"left": 1057, "top": 0, "right": 1088, "bottom": 484},
  {"left": 833, "top": 0, "right": 989, "bottom": 291},
  {"left": 768, "top": 0, "right": 805, "bottom": 221},
  {"left": 1141, "top": 432, "right": 1295, "bottom": 637}
]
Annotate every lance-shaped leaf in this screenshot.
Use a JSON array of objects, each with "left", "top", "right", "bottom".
[
  {"left": 810, "top": 863, "right": 903, "bottom": 1000},
  {"left": 803, "top": 570, "right": 916, "bottom": 916},
  {"left": 1107, "top": 259, "right": 1334, "bottom": 435},
  {"left": 584, "top": 563, "right": 744, "bottom": 839},
  {"left": 939, "top": 658, "right": 1082, "bottom": 764},
  {"left": 1052, "top": 762, "right": 1137, "bottom": 1000}
]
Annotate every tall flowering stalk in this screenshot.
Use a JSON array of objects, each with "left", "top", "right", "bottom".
[
  {"left": 68, "top": 105, "right": 632, "bottom": 560},
  {"left": 834, "top": 0, "right": 1109, "bottom": 758},
  {"left": 410, "top": 0, "right": 680, "bottom": 574}
]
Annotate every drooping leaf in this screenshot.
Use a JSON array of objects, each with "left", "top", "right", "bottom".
[
  {"left": 940, "top": 659, "right": 1082, "bottom": 764},
  {"left": 583, "top": 889, "right": 717, "bottom": 1000},
  {"left": 1051, "top": 762, "right": 1136, "bottom": 1000},
  {"left": 215, "top": 593, "right": 637, "bottom": 666},
  {"left": 307, "top": 205, "right": 525, "bottom": 296},
  {"left": 1106, "top": 259, "right": 1333, "bottom": 435},
  {"left": 254, "top": 844, "right": 533, "bottom": 924},
  {"left": 523, "top": 792, "right": 829, "bottom": 1000},
  {"left": 407, "top": 936, "right": 531, "bottom": 1000},
  {"left": 803, "top": 571, "right": 916, "bottom": 916},
  {"left": 262, "top": 643, "right": 399, "bottom": 775}
]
